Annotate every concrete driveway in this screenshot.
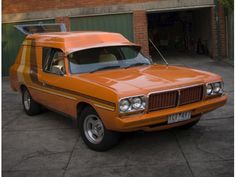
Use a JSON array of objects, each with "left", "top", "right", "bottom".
[{"left": 2, "top": 55, "right": 234, "bottom": 177}]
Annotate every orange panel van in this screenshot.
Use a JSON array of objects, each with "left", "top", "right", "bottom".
[{"left": 10, "top": 27, "right": 227, "bottom": 151}]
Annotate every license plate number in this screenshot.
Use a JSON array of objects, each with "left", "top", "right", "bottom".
[{"left": 168, "top": 112, "right": 191, "bottom": 124}]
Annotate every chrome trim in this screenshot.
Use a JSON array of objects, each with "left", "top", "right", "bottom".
[
  {"left": 177, "top": 90, "right": 181, "bottom": 106},
  {"left": 205, "top": 81, "right": 224, "bottom": 98},
  {"left": 144, "top": 95, "right": 149, "bottom": 113},
  {"left": 118, "top": 82, "right": 223, "bottom": 116},
  {"left": 118, "top": 94, "right": 147, "bottom": 115},
  {"left": 147, "top": 83, "right": 205, "bottom": 97},
  {"left": 147, "top": 83, "right": 205, "bottom": 111},
  {"left": 118, "top": 94, "right": 146, "bottom": 102}
]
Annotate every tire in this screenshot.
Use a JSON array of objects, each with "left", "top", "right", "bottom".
[
  {"left": 79, "top": 106, "right": 120, "bottom": 151},
  {"left": 179, "top": 119, "right": 200, "bottom": 129},
  {"left": 22, "top": 88, "right": 42, "bottom": 116}
]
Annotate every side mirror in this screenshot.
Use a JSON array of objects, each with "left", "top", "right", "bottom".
[{"left": 51, "top": 65, "right": 64, "bottom": 76}]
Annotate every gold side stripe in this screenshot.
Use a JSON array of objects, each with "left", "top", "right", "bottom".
[
  {"left": 29, "top": 85, "right": 116, "bottom": 111},
  {"left": 92, "top": 100, "right": 115, "bottom": 110},
  {"left": 94, "top": 103, "right": 115, "bottom": 111},
  {"left": 17, "top": 45, "right": 27, "bottom": 83},
  {"left": 28, "top": 86, "right": 77, "bottom": 101},
  {"left": 22, "top": 40, "right": 32, "bottom": 46}
]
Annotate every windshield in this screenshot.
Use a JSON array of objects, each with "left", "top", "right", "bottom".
[{"left": 67, "top": 46, "right": 152, "bottom": 74}]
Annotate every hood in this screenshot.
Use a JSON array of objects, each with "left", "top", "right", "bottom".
[{"left": 77, "top": 65, "right": 221, "bottom": 97}]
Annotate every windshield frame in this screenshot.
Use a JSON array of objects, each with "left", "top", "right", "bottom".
[{"left": 67, "top": 45, "right": 152, "bottom": 74}]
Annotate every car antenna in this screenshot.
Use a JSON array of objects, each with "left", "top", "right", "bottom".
[{"left": 149, "top": 38, "right": 169, "bottom": 66}]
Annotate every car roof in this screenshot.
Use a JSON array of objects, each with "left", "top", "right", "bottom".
[{"left": 24, "top": 31, "right": 139, "bottom": 54}]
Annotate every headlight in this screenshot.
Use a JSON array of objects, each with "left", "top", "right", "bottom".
[
  {"left": 206, "top": 81, "right": 224, "bottom": 96},
  {"left": 132, "top": 97, "right": 142, "bottom": 109},
  {"left": 213, "top": 82, "right": 221, "bottom": 93},
  {"left": 119, "top": 99, "right": 130, "bottom": 112},
  {"left": 119, "top": 96, "right": 146, "bottom": 114},
  {"left": 206, "top": 84, "right": 213, "bottom": 95}
]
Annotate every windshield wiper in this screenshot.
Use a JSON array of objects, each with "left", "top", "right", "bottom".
[
  {"left": 90, "top": 65, "right": 120, "bottom": 73},
  {"left": 125, "top": 63, "right": 149, "bottom": 69}
]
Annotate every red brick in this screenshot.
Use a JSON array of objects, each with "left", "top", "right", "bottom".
[
  {"left": 133, "top": 10, "right": 149, "bottom": 56},
  {"left": 210, "top": 7, "right": 217, "bottom": 59},
  {"left": 3, "top": 0, "right": 158, "bottom": 14},
  {"left": 218, "top": 3, "right": 226, "bottom": 57}
]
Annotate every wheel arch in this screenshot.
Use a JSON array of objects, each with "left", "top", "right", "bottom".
[
  {"left": 19, "top": 84, "right": 27, "bottom": 93},
  {"left": 77, "top": 101, "right": 97, "bottom": 119}
]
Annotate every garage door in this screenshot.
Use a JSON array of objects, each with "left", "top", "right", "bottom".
[
  {"left": 2, "top": 19, "right": 54, "bottom": 76},
  {"left": 70, "top": 13, "right": 133, "bottom": 41}
]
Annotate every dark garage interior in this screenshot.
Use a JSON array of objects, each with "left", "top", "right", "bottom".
[{"left": 148, "top": 8, "right": 212, "bottom": 61}]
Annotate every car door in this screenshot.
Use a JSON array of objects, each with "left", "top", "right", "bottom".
[{"left": 37, "top": 47, "right": 77, "bottom": 117}]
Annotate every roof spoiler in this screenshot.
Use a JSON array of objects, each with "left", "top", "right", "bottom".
[{"left": 15, "top": 23, "right": 67, "bottom": 35}]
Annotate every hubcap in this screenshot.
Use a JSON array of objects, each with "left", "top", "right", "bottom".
[
  {"left": 83, "top": 115, "right": 104, "bottom": 144},
  {"left": 23, "top": 90, "right": 31, "bottom": 111}
]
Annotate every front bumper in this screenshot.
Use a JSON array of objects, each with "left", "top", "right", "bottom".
[{"left": 111, "top": 95, "right": 227, "bottom": 132}]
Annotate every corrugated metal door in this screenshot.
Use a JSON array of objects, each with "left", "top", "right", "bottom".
[
  {"left": 2, "top": 20, "right": 54, "bottom": 76},
  {"left": 70, "top": 14, "right": 133, "bottom": 41}
]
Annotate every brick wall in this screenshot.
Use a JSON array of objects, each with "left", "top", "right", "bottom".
[
  {"left": 218, "top": 4, "right": 226, "bottom": 57},
  {"left": 133, "top": 10, "right": 149, "bottom": 56},
  {"left": 210, "top": 4, "right": 227, "bottom": 59},
  {"left": 3, "top": 0, "right": 157, "bottom": 14},
  {"left": 3, "top": 0, "right": 227, "bottom": 60},
  {"left": 210, "top": 7, "right": 218, "bottom": 59}
]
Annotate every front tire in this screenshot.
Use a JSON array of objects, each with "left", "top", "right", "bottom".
[
  {"left": 79, "top": 106, "right": 120, "bottom": 151},
  {"left": 22, "top": 88, "right": 42, "bottom": 116}
]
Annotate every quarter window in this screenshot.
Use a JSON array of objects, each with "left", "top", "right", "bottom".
[{"left": 42, "top": 47, "right": 65, "bottom": 75}]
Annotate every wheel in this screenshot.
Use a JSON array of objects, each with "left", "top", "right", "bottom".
[
  {"left": 179, "top": 119, "right": 200, "bottom": 129},
  {"left": 79, "top": 106, "right": 120, "bottom": 151},
  {"left": 22, "top": 88, "right": 42, "bottom": 116}
]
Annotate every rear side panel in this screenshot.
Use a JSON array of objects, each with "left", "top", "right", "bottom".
[
  {"left": 9, "top": 45, "right": 23, "bottom": 91},
  {"left": 9, "top": 39, "right": 82, "bottom": 118},
  {"left": 10, "top": 40, "right": 32, "bottom": 91}
]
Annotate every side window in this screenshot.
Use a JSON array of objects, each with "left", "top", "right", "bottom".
[
  {"left": 42, "top": 47, "right": 65, "bottom": 75},
  {"left": 42, "top": 47, "right": 51, "bottom": 69}
]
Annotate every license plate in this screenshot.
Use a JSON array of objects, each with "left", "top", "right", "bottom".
[{"left": 168, "top": 112, "right": 191, "bottom": 124}]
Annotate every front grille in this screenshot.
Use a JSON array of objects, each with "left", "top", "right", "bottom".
[
  {"left": 148, "top": 85, "right": 204, "bottom": 112},
  {"left": 148, "top": 91, "right": 178, "bottom": 111},
  {"left": 179, "top": 85, "right": 203, "bottom": 106}
]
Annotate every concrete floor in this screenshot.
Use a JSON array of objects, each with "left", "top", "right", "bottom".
[{"left": 2, "top": 54, "right": 234, "bottom": 177}]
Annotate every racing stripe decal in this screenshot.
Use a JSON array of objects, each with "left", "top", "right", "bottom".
[
  {"left": 28, "top": 85, "right": 77, "bottom": 101},
  {"left": 17, "top": 45, "right": 27, "bottom": 83},
  {"left": 29, "top": 39, "right": 39, "bottom": 83},
  {"left": 42, "top": 83, "right": 116, "bottom": 107}
]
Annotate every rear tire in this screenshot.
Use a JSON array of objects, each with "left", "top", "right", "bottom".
[
  {"left": 22, "top": 88, "right": 42, "bottom": 116},
  {"left": 79, "top": 106, "right": 120, "bottom": 151}
]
